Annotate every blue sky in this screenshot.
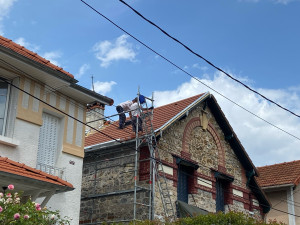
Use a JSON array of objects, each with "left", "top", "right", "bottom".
[{"left": 1, "top": 0, "right": 300, "bottom": 166}]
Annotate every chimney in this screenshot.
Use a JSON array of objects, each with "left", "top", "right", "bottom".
[{"left": 86, "top": 101, "right": 105, "bottom": 135}]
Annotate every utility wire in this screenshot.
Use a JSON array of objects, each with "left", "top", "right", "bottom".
[
  {"left": 80, "top": 0, "right": 300, "bottom": 142},
  {"left": 0, "top": 58, "right": 137, "bottom": 135},
  {"left": 2, "top": 77, "right": 298, "bottom": 218},
  {"left": 1, "top": 18, "right": 297, "bottom": 216},
  {"left": 119, "top": 0, "right": 300, "bottom": 119}
]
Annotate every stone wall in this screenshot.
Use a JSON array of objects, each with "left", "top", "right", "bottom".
[
  {"left": 154, "top": 103, "right": 263, "bottom": 220},
  {"left": 80, "top": 148, "right": 152, "bottom": 223},
  {"left": 80, "top": 102, "right": 264, "bottom": 223}
]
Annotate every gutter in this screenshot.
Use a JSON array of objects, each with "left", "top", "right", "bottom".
[
  {"left": 155, "top": 92, "right": 211, "bottom": 133},
  {"left": 0, "top": 45, "right": 76, "bottom": 84},
  {"left": 70, "top": 83, "right": 114, "bottom": 106},
  {"left": 262, "top": 183, "right": 294, "bottom": 191},
  {"left": 85, "top": 138, "right": 135, "bottom": 152},
  {"left": 0, "top": 45, "right": 115, "bottom": 106}
]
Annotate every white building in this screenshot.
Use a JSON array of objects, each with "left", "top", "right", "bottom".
[{"left": 0, "top": 35, "right": 113, "bottom": 224}]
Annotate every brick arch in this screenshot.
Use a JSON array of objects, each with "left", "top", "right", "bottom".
[{"left": 182, "top": 117, "right": 225, "bottom": 168}]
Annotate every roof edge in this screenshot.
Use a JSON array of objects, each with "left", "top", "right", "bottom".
[
  {"left": 155, "top": 92, "right": 211, "bottom": 133},
  {"left": 0, "top": 45, "right": 77, "bottom": 84},
  {"left": 261, "top": 183, "right": 294, "bottom": 190},
  {"left": 70, "top": 83, "right": 114, "bottom": 106}
]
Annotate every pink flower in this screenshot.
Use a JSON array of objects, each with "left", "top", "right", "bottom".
[
  {"left": 0, "top": 193, "right": 3, "bottom": 198},
  {"left": 0, "top": 206, "right": 3, "bottom": 212},
  {"left": 24, "top": 214, "right": 29, "bottom": 219},
  {"left": 6, "top": 193, "right": 11, "bottom": 197},
  {"left": 7, "top": 184, "right": 14, "bottom": 190},
  {"left": 35, "top": 203, "right": 41, "bottom": 211},
  {"left": 14, "top": 213, "right": 20, "bottom": 220}
]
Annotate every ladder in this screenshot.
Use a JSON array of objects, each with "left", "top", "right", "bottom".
[{"left": 133, "top": 93, "right": 176, "bottom": 221}]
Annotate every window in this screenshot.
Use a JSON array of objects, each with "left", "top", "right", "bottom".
[
  {"left": 37, "top": 113, "right": 59, "bottom": 167},
  {"left": 214, "top": 172, "right": 234, "bottom": 212},
  {"left": 0, "top": 80, "right": 10, "bottom": 136},
  {"left": 177, "top": 165, "right": 191, "bottom": 203},
  {"left": 37, "top": 112, "right": 65, "bottom": 178}
]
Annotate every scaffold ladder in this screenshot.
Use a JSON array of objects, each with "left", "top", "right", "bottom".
[{"left": 133, "top": 92, "right": 176, "bottom": 222}]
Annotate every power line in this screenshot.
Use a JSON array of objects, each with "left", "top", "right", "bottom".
[
  {"left": 80, "top": 0, "right": 300, "bottom": 142},
  {"left": 119, "top": 0, "right": 300, "bottom": 120},
  {"left": 2, "top": 77, "right": 298, "bottom": 218},
  {"left": 0, "top": 58, "right": 136, "bottom": 135}
]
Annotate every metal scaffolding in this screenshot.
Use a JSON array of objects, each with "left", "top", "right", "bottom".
[{"left": 80, "top": 90, "right": 175, "bottom": 224}]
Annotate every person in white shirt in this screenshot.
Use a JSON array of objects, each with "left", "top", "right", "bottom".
[
  {"left": 130, "top": 101, "right": 143, "bottom": 133},
  {"left": 116, "top": 98, "right": 137, "bottom": 129}
]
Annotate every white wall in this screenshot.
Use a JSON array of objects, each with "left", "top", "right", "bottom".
[
  {"left": 0, "top": 118, "right": 82, "bottom": 225},
  {"left": 46, "top": 153, "right": 83, "bottom": 225},
  {"left": 0, "top": 119, "right": 40, "bottom": 167}
]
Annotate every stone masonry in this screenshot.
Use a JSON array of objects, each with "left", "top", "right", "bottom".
[{"left": 80, "top": 101, "right": 264, "bottom": 223}]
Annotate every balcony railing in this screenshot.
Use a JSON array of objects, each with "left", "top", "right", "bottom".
[{"left": 36, "top": 163, "right": 65, "bottom": 179}]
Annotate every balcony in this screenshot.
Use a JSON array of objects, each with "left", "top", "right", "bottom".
[{"left": 36, "top": 163, "right": 65, "bottom": 179}]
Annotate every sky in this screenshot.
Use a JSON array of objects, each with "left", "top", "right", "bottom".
[{"left": 1, "top": 0, "right": 300, "bottom": 166}]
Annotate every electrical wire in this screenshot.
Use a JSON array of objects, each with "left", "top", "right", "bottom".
[
  {"left": 2, "top": 77, "right": 299, "bottom": 218},
  {"left": 3, "top": 57, "right": 297, "bottom": 211},
  {"left": 0, "top": 58, "right": 137, "bottom": 136},
  {"left": 80, "top": 0, "right": 300, "bottom": 142},
  {"left": 119, "top": 0, "right": 300, "bottom": 120},
  {"left": 2, "top": 58, "right": 296, "bottom": 215}
]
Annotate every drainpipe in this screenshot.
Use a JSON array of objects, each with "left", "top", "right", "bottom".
[{"left": 288, "top": 186, "right": 295, "bottom": 225}]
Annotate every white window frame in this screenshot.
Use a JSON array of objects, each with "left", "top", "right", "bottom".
[{"left": 0, "top": 80, "right": 10, "bottom": 136}]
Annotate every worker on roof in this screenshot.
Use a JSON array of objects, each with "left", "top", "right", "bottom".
[
  {"left": 116, "top": 98, "right": 137, "bottom": 129},
  {"left": 130, "top": 95, "right": 153, "bottom": 134},
  {"left": 130, "top": 100, "right": 143, "bottom": 133}
]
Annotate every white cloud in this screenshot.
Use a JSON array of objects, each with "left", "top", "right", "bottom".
[
  {"left": 153, "top": 72, "right": 300, "bottom": 167},
  {"left": 0, "top": 0, "right": 17, "bottom": 35},
  {"left": 192, "top": 63, "right": 209, "bottom": 71},
  {"left": 76, "top": 63, "right": 90, "bottom": 79},
  {"left": 93, "top": 34, "right": 137, "bottom": 68},
  {"left": 92, "top": 81, "right": 117, "bottom": 95},
  {"left": 0, "top": 0, "right": 16, "bottom": 17},
  {"left": 42, "top": 51, "right": 62, "bottom": 67},
  {"left": 14, "top": 37, "right": 40, "bottom": 52}
]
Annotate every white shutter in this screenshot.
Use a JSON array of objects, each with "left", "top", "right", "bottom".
[{"left": 37, "top": 113, "right": 59, "bottom": 166}]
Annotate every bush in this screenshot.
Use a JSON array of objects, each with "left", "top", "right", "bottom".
[
  {"left": 180, "top": 211, "right": 286, "bottom": 225},
  {"left": 0, "top": 184, "right": 70, "bottom": 225},
  {"left": 129, "top": 211, "right": 286, "bottom": 225}
]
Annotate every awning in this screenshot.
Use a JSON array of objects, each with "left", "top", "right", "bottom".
[
  {"left": 176, "top": 200, "right": 208, "bottom": 218},
  {"left": 0, "top": 157, "right": 74, "bottom": 207}
]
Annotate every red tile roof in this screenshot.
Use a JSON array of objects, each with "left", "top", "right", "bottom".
[
  {"left": 257, "top": 160, "right": 300, "bottom": 188},
  {"left": 0, "top": 157, "right": 73, "bottom": 188},
  {"left": 0, "top": 35, "right": 74, "bottom": 78},
  {"left": 85, "top": 94, "right": 205, "bottom": 147}
]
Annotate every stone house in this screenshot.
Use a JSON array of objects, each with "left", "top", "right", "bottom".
[
  {"left": 0, "top": 35, "right": 113, "bottom": 225},
  {"left": 80, "top": 92, "right": 270, "bottom": 223},
  {"left": 257, "top": 160, "right": 300, "bottom": 225}
]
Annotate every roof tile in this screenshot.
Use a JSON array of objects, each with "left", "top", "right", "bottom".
[
  {"left": 0, "top": 156, "right": 73, "bottom": 188},
  {"left": 0, "top": 35, "right": 74, "bottom": 79},
  {"left": 257, "top": 160, "right": 300, "bottom": 187},
  {"left": 85, "top": 94, "right": 204, "bottom": 147}
]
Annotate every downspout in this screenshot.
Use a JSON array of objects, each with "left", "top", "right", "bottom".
[{"left": 288, "top": 186, "right": 296, "bottom": 225}]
